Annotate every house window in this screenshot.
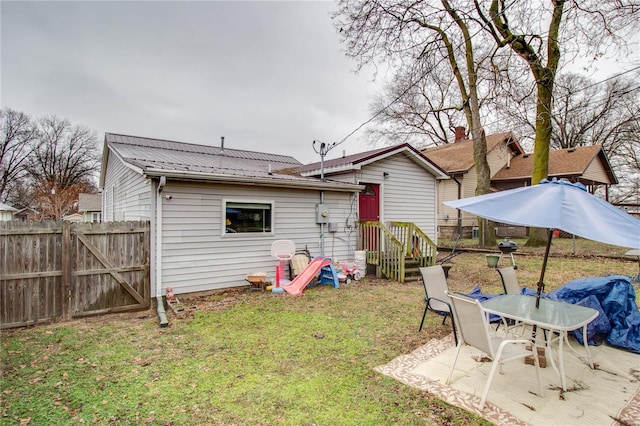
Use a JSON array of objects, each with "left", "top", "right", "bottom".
[
  {"left": 362, "top": 184, "right": 377, "bottom": 195},
  {"left": 92, "top": 213, "right": 102, "bottom": 223},
  {"left": 224, "top": 201, "right": 273, "bottom": 234}
]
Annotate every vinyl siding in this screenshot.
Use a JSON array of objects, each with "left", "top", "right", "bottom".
[
  {"left": 159, "top": 181, "right": 357, "bottom": 294},
  {"left": 441, "top": 145, "right": 511, "bottom": 229},
  {"left": 102, "top": 152, "right": 151, "bottom": 221},
  {"left": 438, "top": 179, "right": 461, "bottom": 228},
  {"left": 582, "top": 158, "right": 611, "bottom": 184},
  {"left": 327, "top": 154, "right": 438, "bottom": 241},
  {"left": 487, "top": 143, "right": 510, "bottom": 176},
  {"left": 458, "top": 166, "right": 478, "bottom": 228}
]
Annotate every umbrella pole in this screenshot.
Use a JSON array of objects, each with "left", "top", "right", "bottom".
[{"left": 535, "top": 229, "right": 554, "bottom": 308}]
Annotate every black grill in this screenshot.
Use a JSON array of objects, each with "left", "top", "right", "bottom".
[{"left": 498, "top": 238, "right": 518, "bottom": 254}]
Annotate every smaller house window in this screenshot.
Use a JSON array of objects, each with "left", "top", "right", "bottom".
[
  {"left": 225, "top": 201, "right": 273, "bottom": 234},
  {"left": 92, "top": 213, "right": 102, "bottom": 223}
]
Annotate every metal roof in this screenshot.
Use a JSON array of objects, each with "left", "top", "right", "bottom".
[
  {"left": 297, "top": 143, "right": 448, "bottom": 178},
  {"left": 103, "top": 133, "right": 362, "bottom": 191}
]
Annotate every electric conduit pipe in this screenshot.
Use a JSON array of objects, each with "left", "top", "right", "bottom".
[{"left": 156, "top": 176, "right": 169, "bottom": 327}]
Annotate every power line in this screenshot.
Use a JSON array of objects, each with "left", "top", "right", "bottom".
[
  {"left": 570, "top": 65, "right": 640, "bottom": 93},
  {"left": 332, "top": 1, "right": 508, "bottom": 148},
  {"left": 481, "top": 81, "right": 640, "bottom": 131}
]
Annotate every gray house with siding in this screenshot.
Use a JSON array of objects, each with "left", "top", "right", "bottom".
[
  {"left": 100, "top": 133, "right": 364, "bottom": 297},
  {"left": 297, "top": 143, "right": 449, "bottom": 243},
  {"left": 100, "top": 134, "right": 447, "bottom": 298}
]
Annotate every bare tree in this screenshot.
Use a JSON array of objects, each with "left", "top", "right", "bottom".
[
  {"left": 334, "top": 0, "right": 500, "bottom": 245},
  {"left": 31, "top": 182, "right": 93, "bottom": 221},
  {"left": 0, "top": 108, "right": 39, "bottom": 203},
  {"left": 24, "top": 115, "right": 100, "bottom": 219},
  {"left": 547, "top": 74, "right": 640, "bottom": 205},
  {"left": 495, "top": 72, "right": 640, "bottom": 203},
  {"left": 26, "top": 115, "right": 99, "bottom": 187},
  {"left": 365, "top": 63, "right": 467, "bottom": 147},
  {"left": 477, "top": 0, "right": 639, "bottom": 243},
  {"left": 482, "top": 0, "right": 638, "bottom": 179}
]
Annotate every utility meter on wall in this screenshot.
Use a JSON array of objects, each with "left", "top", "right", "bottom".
[{"left": 315, "top": 203, "right": 330, "bottom": 224}]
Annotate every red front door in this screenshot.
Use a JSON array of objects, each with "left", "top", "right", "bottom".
[
  {"left": 358, "top": 183, "right": 380, "bottom": 221},
  {"left": 359, "top": 183, "right": 380, "bottom": 251}
]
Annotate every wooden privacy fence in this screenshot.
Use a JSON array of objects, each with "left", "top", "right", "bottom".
[{"left": 0, "top": 221, "right": 150, "bottom": 329}]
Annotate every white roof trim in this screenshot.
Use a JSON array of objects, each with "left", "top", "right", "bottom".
[
  {"left": 142, "top": 168, "right": 363, "bottom": 192},
  {"left": 302, "top": 146, "right": 448, "bottom": 179}
]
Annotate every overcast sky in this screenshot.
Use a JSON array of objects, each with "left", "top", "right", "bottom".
[
  {"left": 2, "top": 1, "right": 638, "bottom": 166},
  {"left": 1, "top": 1, "right": 385, "bottom": 164}
]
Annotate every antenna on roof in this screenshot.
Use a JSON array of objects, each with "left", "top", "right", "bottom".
[{"left": 312, "top": 140, "right": 337, "bottom": 182}]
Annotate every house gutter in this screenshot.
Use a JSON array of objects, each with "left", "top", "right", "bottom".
[
  {"left": 453, "top": 175, "right": 463, "bottom": 236},
  {"left": 143, "top": 169, "right": 362, "bottom": 192},
  {"left": 155, "top": 176, "right": 169, "bottom": 327}
]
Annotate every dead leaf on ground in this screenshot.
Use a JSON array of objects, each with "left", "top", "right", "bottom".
[{"left": 134, "top": 357, "right": 151, "bottom": 366}]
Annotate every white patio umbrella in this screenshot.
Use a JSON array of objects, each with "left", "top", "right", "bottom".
[{"left": 445, "top": 178, "right": 640, "bottom": 306}]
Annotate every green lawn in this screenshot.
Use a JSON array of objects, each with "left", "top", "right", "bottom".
[{"left": 2, "top": 243, "right": 637, "bottom": 425}]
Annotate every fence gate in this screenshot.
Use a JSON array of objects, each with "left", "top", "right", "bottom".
[{"left": 0, "top": 221, "right": 150, "bottom": 329}]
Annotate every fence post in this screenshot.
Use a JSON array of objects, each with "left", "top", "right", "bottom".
[{"left": 61, "top": 222, "right": 71, "bottom": 320}]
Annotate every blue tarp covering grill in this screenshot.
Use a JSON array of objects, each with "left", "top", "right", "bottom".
[{"left": 546, "top": 275, "right": 640, "bottom": 354}]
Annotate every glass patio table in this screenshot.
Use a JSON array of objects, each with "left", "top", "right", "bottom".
[{"left": 482, "top": 294, "right": 599, "bottom": 391}]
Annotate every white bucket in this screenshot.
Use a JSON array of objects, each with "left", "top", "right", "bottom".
[{"left": 355, "top": 250, "right": 367, "bottom": 277}]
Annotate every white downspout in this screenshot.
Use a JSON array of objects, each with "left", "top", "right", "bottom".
[{"left": 156, "top": 176, "right": 168, "bottom": 327}]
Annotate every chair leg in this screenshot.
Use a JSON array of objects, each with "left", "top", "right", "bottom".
[
  {"left": 419, "top": 305, "right": 428, "bottom": 332},
  {"left": 479, "top": 342, "right": 509, "bottom": 410},
  {"left": 448, "top": 313, "right": 458, "bottom": 346},
  {"left": 479, "top": 357, "right": 501, "bottom": 410},
  {"left": 446, "top": 341, "right": 464, "bottom": 385},
  {"left": 532, "top": 342, "right": 544, "bottom": 398}
]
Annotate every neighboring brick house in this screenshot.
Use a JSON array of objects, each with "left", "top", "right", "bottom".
[{"left": 423, "top": 128, "right": 617, "bottom": 238}]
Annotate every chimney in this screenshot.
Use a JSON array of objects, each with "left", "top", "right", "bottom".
[
  {"left": 454, "top": 126, "right": 466, "bottom": 143},
  {"left": 220, "top": 136, "right": 225, "bottom": 151}
]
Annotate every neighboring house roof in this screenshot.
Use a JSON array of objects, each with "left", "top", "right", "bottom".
[
  {"left": 421, "top": 131, "right": 525, "bottom": 175},
  {"left": 12, "top": 206, "right": 38, "bottom": 221},
  {"left": 100, "top": 133, "right": 362, "bottom": 192},
  {"left": 297, "top": 143, "right": 449, "bottom": 179},
  {"left": 62, "top": 213, "right": 84, "bottom": 222},
  {"left": 493, "top": 145, "right": 617, "bottom": 185},
  {"left": 78, "top": 193, "right": 102, "bottom": 213},
  {"left": 0, "top": 202, "right": 18, "bottom": 213}
]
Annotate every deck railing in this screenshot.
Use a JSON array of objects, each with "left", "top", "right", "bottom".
[
  {"left": 388, "top": 221, "right": 437, "bottom": 267},
  {"left": 358, "top": 221, "right": 437, "bottom": 282}
]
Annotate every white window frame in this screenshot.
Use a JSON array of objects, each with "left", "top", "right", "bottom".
[{"left": 222, "top": 198, "right": 275, "bottom": 237}]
